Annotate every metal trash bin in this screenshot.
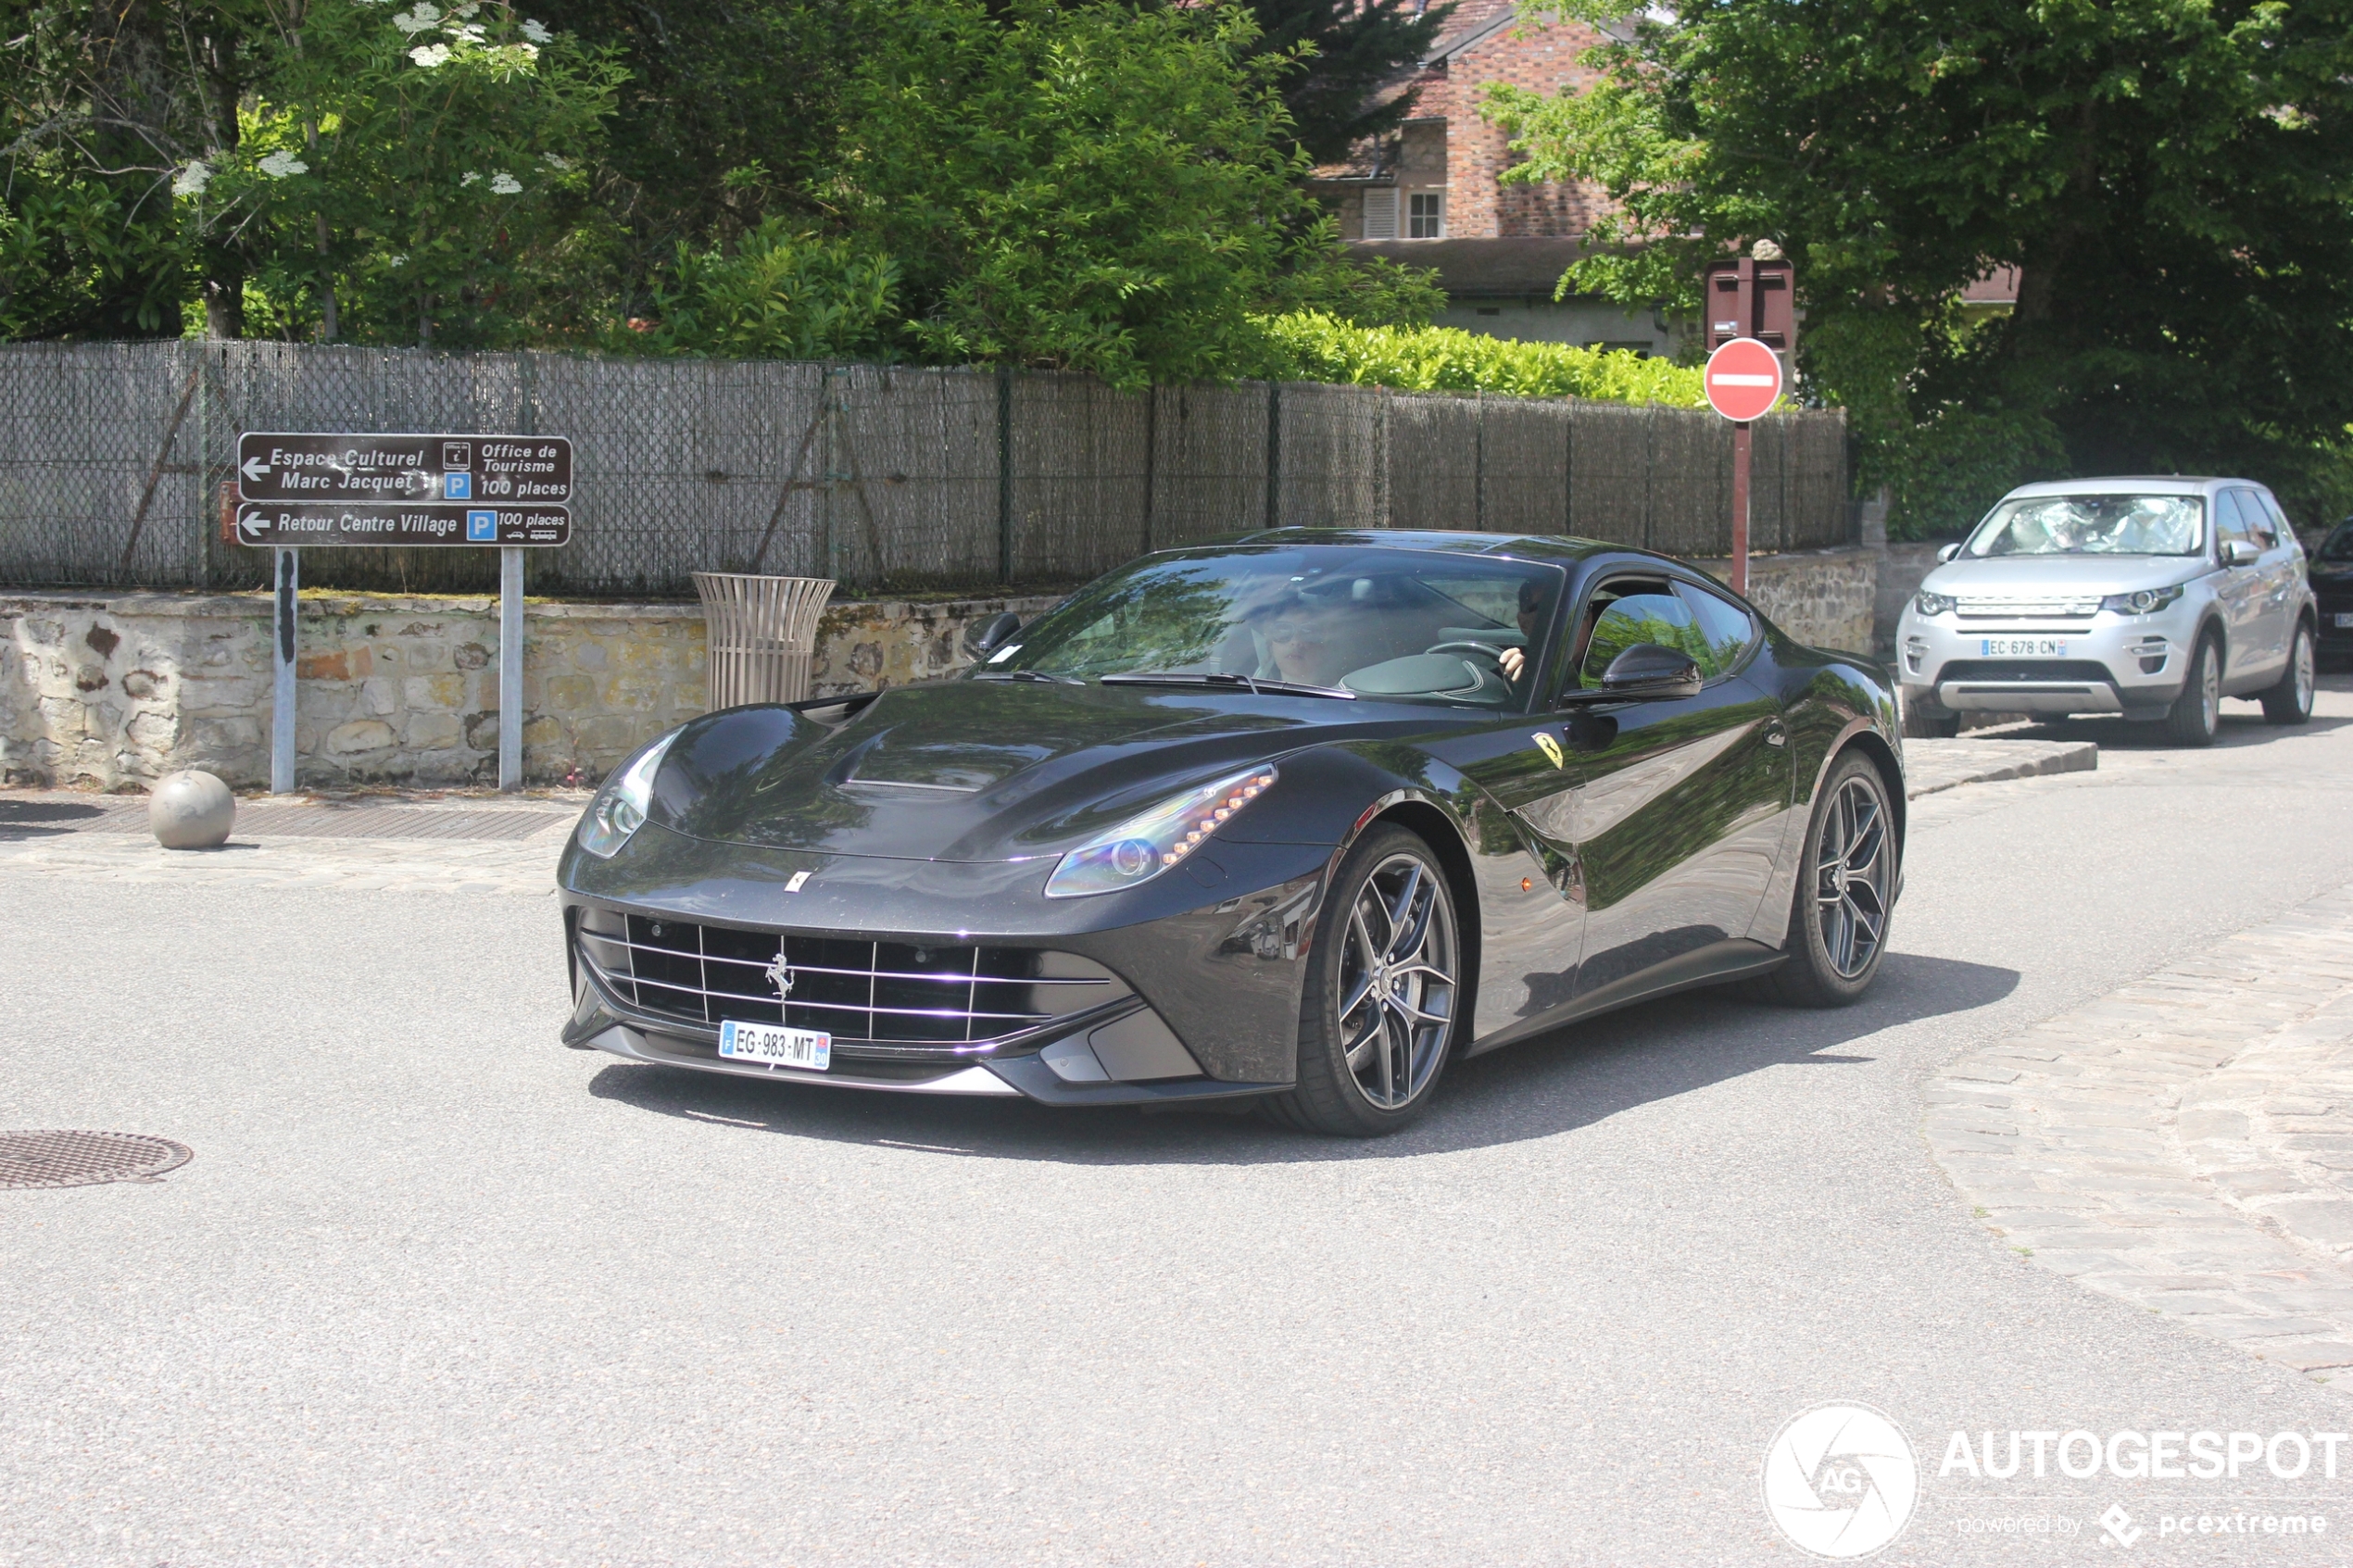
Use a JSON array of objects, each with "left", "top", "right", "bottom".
[{"left": 692, "top": 572, "right": 837, "bottom": 709}]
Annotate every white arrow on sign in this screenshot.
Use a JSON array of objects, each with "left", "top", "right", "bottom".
[{"left": 240, "top": 456, "right": 271, "bottom": 483}]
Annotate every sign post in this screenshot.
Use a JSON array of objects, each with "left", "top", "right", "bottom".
[
  {"left": 234, "top": 432, "right": 573, "bottom": 794},
  {"left": 1701, "top": 248, "right": 1795, "bottom": 596},
  {"left": 1703, "top": 338, "right": 1784, "bottom": 594}
]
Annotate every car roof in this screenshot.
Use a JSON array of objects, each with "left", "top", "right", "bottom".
[
  {"left": 1217, "top": 528, "right": 1633, "bottom": 565},
  {"left": 2000, "top": 475, "right": 2261, "bottom": 499}
]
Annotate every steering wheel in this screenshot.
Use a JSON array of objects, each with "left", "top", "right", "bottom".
[{"left": 1426, "top": 640, "right": 1509, "bottom": 662}]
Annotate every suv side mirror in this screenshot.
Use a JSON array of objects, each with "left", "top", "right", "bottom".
[
  {"left": 2220, "top": 539, "right": 2259, "bottom": 567},
  {"left": 1596, "top": 642, "right": 1705, "bottom": 700},
  {"left": 966, "top": 611, "right": 1021, "bottom": 657},
  {"left": 1936, "top": 543, "right": 1962, "bottom": 564}
]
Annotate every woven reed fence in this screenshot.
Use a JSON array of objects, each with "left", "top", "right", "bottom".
[{"left": 0, "top": 341, "right": 1850, "bottom": 596}]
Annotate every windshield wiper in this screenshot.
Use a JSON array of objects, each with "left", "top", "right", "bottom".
[
  {"left": 1100, "top": 671, "right": 1355, "bottom": 700},
  {"left": 971, "top": 669, "right": 1081, "bottom": 684}
]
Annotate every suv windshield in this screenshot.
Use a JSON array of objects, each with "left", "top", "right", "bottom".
[
  {"left": 2322, "top": 522, "right": 2353, "bottom": 563},
  {"left": 1966, "top": 494, "right": 2205, "bottom": 558},
  {"left": 981, "top": 545, "right": 1567, "bottom": 708}
]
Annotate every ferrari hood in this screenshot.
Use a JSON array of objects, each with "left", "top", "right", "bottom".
[{"left": 646, "top": 679, "right": 1367, "bottom": 861}]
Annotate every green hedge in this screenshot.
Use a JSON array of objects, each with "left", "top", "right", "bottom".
[{"left": 1257, "top": 310, "right": 1711, "bottom": 408}]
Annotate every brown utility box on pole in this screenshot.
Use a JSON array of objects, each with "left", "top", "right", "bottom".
[{"left": 1703, "top": 256, "right": 1795, "bottom": 352}]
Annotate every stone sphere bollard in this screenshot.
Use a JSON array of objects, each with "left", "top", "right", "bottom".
[{"left": 149, "top": 770, "right": 235, "bottom": 850}]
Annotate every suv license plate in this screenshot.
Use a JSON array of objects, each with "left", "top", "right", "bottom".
[
  {"left": 719, "top": 1020, "right": 830, "bottom": 1071},
  {"left": 2335, "top": 613, "right": 2353, "bottom": 629},
  {"left": 1980, "top": 637, "right": 2070, "bottom": 657}
]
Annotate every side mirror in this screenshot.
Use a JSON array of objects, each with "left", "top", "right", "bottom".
[
  {"left": 1936, "top": 543, "right": 1962, "bottom": 564},
  {"left": 966, "top": 611, "right": 1021, "bottom": 657},
  {"left": 1597, "top": 642, "right": 1705, "bottom": 700},
  {"left": 2221, "top": 539, "right": 2259, "bottom": 568}
]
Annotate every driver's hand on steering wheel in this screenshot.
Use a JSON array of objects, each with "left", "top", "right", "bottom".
[{"left": 1499, "top": 646, "right": 1526, "bottom": 681}]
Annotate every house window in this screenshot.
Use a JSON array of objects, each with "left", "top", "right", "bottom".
[
  {"left": 1408, "top": 192, "right": 1444, "bottom": 238},
  {"left": 1362, "top": 188, "right": 1399, "bottom": 240}
]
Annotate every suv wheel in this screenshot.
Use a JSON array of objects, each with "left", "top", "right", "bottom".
[
  {"left": 2262, "top": 621, "right": 2316, "bottom": 725},
  {"left": 2164, "top": 634, "right": 2221, "bottom": 746}
]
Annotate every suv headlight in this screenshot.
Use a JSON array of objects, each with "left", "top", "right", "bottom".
[
  {"left": 1913, "top": 590, "right": 1955, "bottom": 617},
  {"left": 2100, "top": 585, "right": 2186, "bottom": 616},
  {"left": 575, "top": 731, "right": 679, "bottom": 858},
  {"left": 1043, "top": 765, "right": 1278, "bottom": 898}
]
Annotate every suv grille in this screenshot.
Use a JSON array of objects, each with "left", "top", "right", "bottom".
[
  {"left": 1956, "top": 595, "right": 2101, "bottom": 619},
  {"left": 573, "top": 909, "right": 1120, "bottom": 1046},
  {"left": 1935, "top": 659, "right": 2117, "bottom": 687}
]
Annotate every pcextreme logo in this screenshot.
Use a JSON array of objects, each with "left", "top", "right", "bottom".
[{"left": 1763, "top": 1403, "right": 1919, "bottom": 1559}]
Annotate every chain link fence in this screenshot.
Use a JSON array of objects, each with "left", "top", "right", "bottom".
[{"left": 0, "top": 340, "right": 1851, "bottom": 596}]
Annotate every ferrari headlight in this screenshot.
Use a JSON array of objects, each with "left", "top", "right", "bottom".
[
  {"left": 1913, "top": 590, "right": 1956, "bottom": 617},
  {"left": 2100, "top": 584, "right": 2186, "bottom": 616},
  {"left": 1043, "top": 765, "right": 1278, "bottom": 898},
  {"left": 575, "top": 731, "right": 679, "bottom": 859}
]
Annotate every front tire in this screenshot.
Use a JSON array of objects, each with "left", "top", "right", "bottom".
[
  {"left": 1269, "top": 826, "right": 1462, "bottom": 1137},
  {"left": 2165, "top": 633, "right": 2221, "bottom": 746},
  {"left": 2262, "top": 621, "right": 2316, "bottom": 725},
  {"left": 1758, "top": 751, "right": 1894, "bottom": 1008}
]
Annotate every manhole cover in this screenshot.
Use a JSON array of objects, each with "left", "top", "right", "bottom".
[{"left": 0, "top": 1130, "right": 193, "bottom": 1189}]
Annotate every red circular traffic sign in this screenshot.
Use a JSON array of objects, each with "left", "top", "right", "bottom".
[{"left": 1704, "top": 337, "right": 1784, "bottom": 422}]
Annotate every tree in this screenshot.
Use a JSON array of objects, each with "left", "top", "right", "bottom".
[
  {"left": 1241, "top": 0, "right": 1454, "bottom": 166},
  {"left": 1487, "top": 0, "right": 2353, "bottom": 533},
  {"left": 824, "top": 0, "right": 1342, "bottom": 388}
]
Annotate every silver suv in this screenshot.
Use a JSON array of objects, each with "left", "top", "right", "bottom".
[{"left": 1897, "top": 476, "right": 2317, "bottom": 745}]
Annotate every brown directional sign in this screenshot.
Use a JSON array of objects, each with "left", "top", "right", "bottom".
[
  {"left": 233, "top": 501, "right": 572, "bottom": 547},
  {"left": 236, "top": 431, "right": 573, "bottom": 505}
]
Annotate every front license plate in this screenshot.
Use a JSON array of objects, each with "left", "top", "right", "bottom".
[
  {"left": 1980, "top": 637, "right": 2070, "bottom": 657},
  {"left": 2335, "top": 613, "right": 2353, "bottom": 629},
  {"left": 719, "top": 1019, "right": 830, "bottom": 1071}
]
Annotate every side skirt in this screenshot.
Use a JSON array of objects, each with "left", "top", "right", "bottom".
[{"left": 1459, "top": 938, "right": 1788, "bottom": 1059}]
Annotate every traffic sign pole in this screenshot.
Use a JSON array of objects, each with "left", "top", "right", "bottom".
[
  {"left": 499, "top": 546, "right": 523, "bottom": 792},
  {"left": 271, "top": 547, "right": 298, "bottom": 795},
  {"left": 1731, "top": 423, "right": 1752, "bottom": 596},
  {"left": 1702, "top": 338, "right": 1787, "bottom": 599}
]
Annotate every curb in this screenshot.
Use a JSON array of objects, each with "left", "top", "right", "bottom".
[{"left": 1904, "top": 738, "right": 2097, "bottom": 799}]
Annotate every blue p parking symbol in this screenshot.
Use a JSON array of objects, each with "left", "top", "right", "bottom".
[
  {"left": 444, "top": 471, "right": 473, "bottom": 499},
  {"left": 467, "top": 509, "right": 497, "bottom": 542}
]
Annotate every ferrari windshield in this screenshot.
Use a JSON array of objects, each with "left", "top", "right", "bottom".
[
  {"left": 983, "top": 546, "right": 1568, "bottom": 708},
  {"left": 1966, "top": 494, "right": 2205, "bottom": 558}
]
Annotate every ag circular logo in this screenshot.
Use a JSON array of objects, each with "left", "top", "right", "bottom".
[{"left": 1761, "top": 1403, "right": 1918, "bottom": 1559}]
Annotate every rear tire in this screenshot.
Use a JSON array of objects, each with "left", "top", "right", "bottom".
[
  {"left": 1268, "top": 825, "right": 1462, "bottom": 1137},
  {"left": 2262, "top": 621, "right": 2316, "bottom": 725},
  {"left": 1758, "top": 751, "right": 1895, "bottom": 1009},
  {"left": 2164, "top": 633, "right": 2221, "bottom": 746}
]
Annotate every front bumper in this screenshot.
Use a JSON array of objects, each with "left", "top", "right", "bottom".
[
  {"left": 558, "top": 821, "right": 1333, "bottom": 1101},
  {"left": 1894, "top": 603, "right": 2195, "bottom": 718}
]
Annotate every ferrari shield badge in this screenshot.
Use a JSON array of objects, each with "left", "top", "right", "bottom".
[{"left": 1531, "top": 732, "right": 1566, "bottom": 770}]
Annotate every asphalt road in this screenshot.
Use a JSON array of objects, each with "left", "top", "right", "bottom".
[{"left": 8, "top": 682, "right": 2353, "bottom": 1566}]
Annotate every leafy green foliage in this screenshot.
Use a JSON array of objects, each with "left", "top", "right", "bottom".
[
  {"left": 1489, "top": 0, "right": 2353, "bottom": 534},
  {"left": 1260, "top": 311, "right": 1707, "bottom": 405},
  {"left": 1240, "top": 0, "right": 1456, "bottom": 166},
  {"left": 628, "top": 220, "right": 900, "bottom": 360},
  {"left": 824, "top": 0, "right": 1344, "bottom": 389}
]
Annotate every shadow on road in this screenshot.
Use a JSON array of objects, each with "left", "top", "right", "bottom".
[
  {"left": 0, "top": 797, "right": 112, "bottom": 841},
  {"left": 586, "top": 950, "right": 2020, "bottom": 1166}
]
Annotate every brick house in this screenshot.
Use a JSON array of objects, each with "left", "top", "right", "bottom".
[{"left": 1308, "top": 0, "right": 1675, "bottom": 354}]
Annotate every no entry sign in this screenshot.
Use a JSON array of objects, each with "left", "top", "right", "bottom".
[{"left": 1704, "top": 338, "right": 1784, "bottom": 423}]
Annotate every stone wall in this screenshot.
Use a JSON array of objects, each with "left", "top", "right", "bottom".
[
  {"left": 0, "top": 547, "right": 1874, "bottom": 791},
  {"left": 0, "top": 588, "right": 1055, "bottom": 791}
]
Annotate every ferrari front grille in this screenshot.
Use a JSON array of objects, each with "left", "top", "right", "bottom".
[{"left": 572, "top": 909, "right": 1122, "bottom": 1045}]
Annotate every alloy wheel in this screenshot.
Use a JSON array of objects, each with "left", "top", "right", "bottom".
[
  {"left": 1337, "top": 853, "right": 1458, "bottom": 1111},
  {"left": 1812, "top": 776, "right": 1891, "bottom": 980},
  {"left": 2296, "top": 633, "right": 2315, "bottom": 714},
  {"left": 2200, "top": 646, "right": 2221, "bottom": 732}
]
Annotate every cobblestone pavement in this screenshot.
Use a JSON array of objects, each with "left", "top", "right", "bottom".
[{"left": 1926, "top": 881, "right": 2353, "bottom": 1380}]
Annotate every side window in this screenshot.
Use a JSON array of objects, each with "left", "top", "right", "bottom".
[
  {"left": 2229, "top": 489, "right": 2278, "bottom": 548},
  {"left": 1674, "top": 581, "right": 1756, "bottom": 673},
  {"left": 2214, "top": 489, "right": 2255, "bottom": 548},
  {"left": 1578, "top": 590, "right": 1721, "bottom": 688},
  {"left": 2255, "top": 490, "right": 2299, "bottom": 554}
]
